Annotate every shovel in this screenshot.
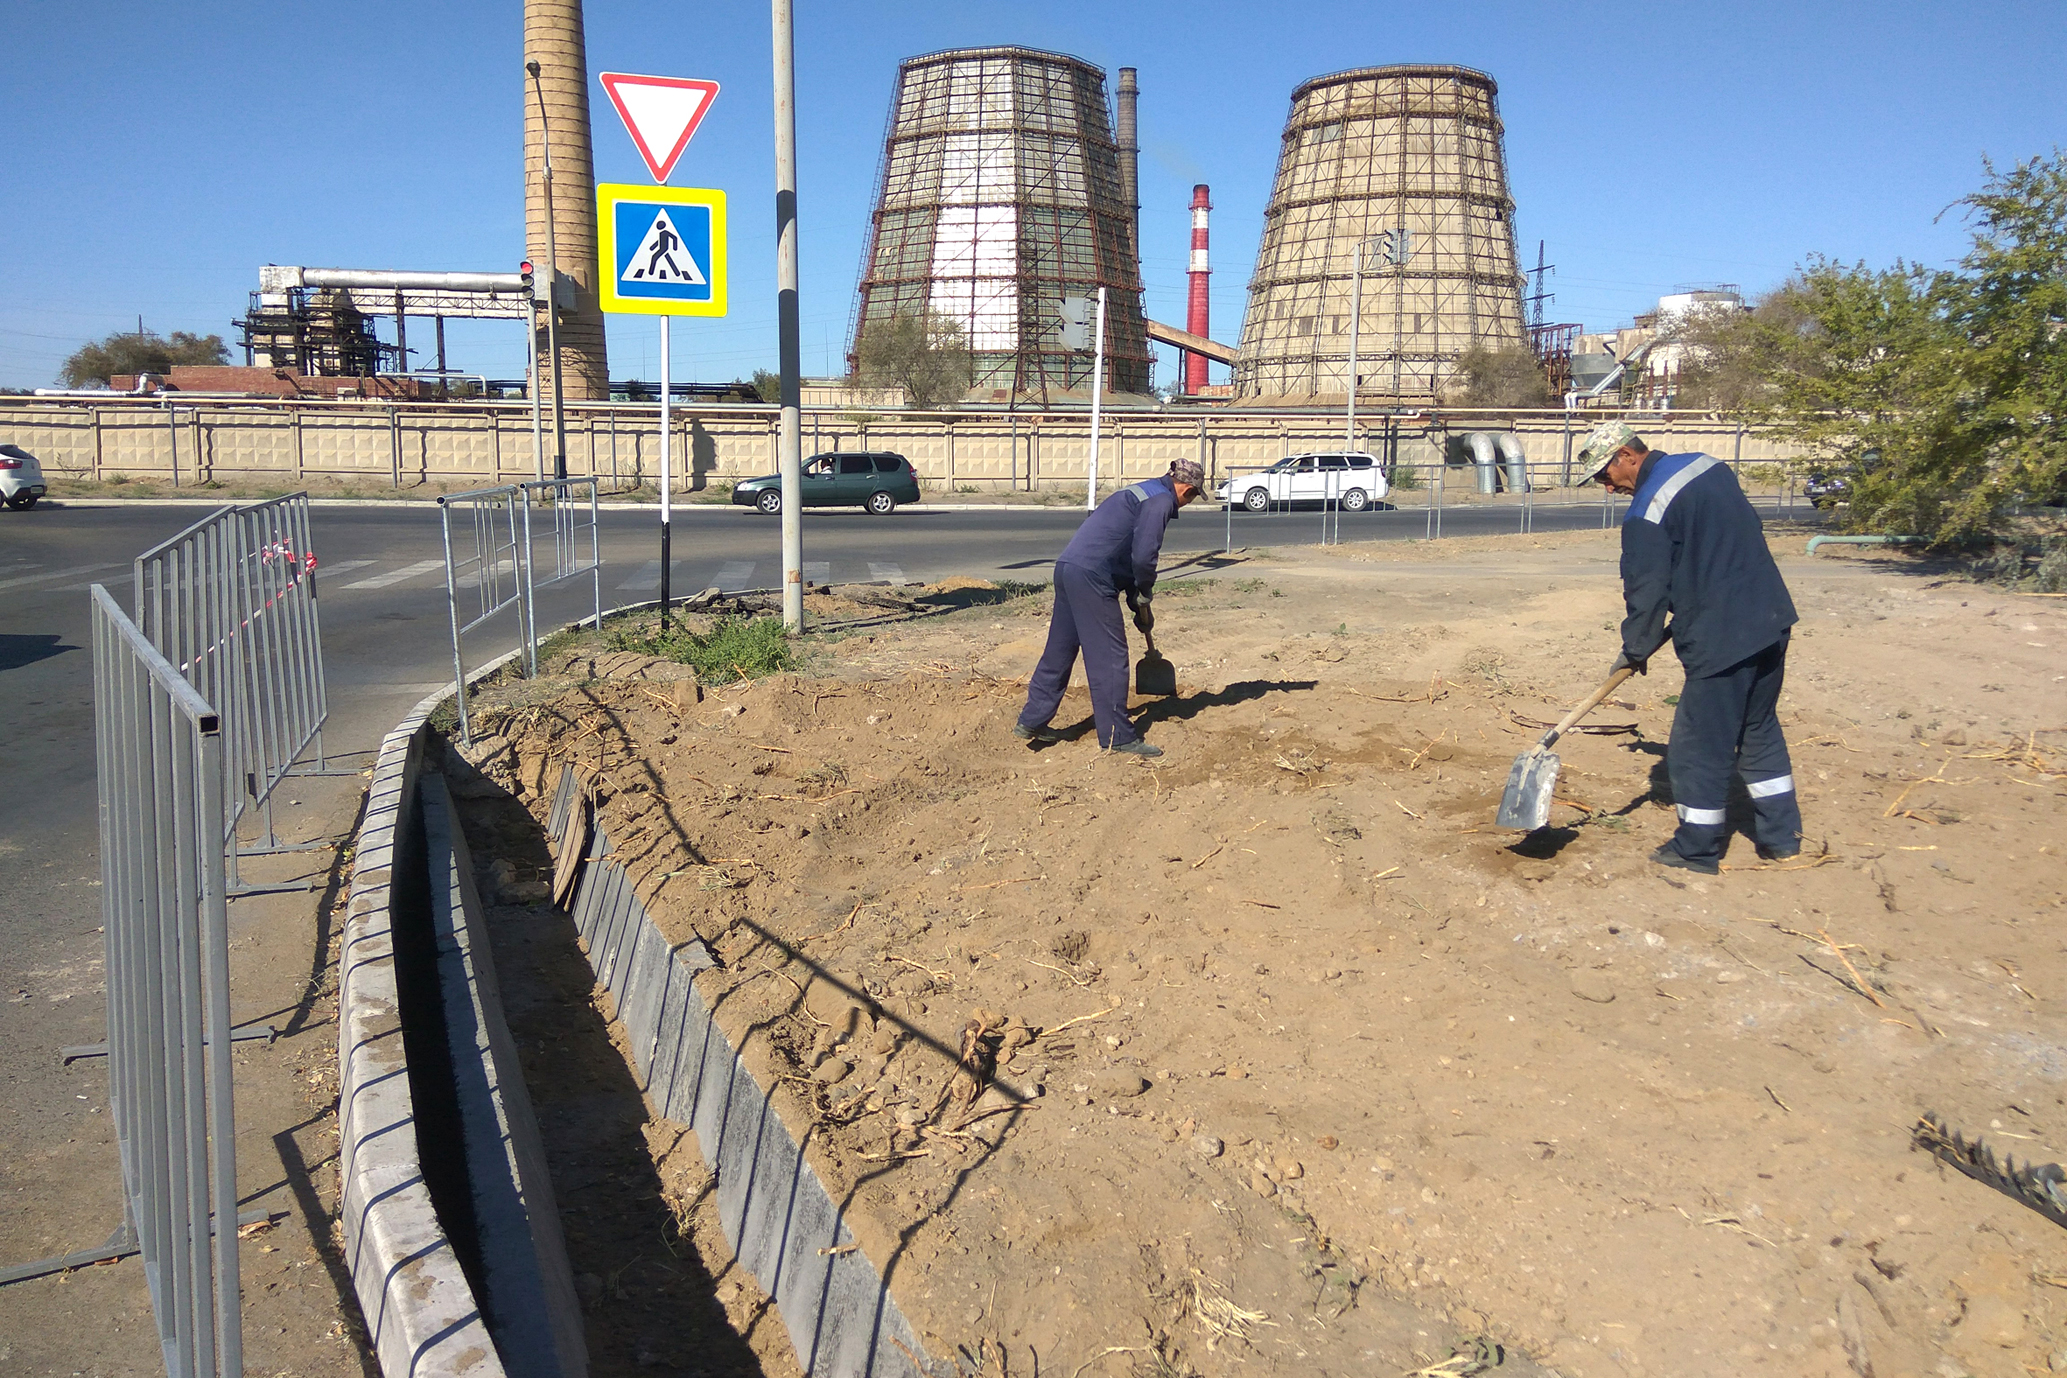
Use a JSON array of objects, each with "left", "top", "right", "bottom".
[
  {"left": 1134, "top": 624, "right": 1177, "bottom": 697},
  {"left": 1495, "top": 665, "right": 1636, "bottom": 830}
]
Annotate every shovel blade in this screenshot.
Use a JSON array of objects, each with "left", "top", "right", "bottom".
[
  {"left": 1135, "top": 652, "right": 1177, "bottom": 697},
  {"left": 1496, "top": 748, "right": 1561, "bottom": 831}
]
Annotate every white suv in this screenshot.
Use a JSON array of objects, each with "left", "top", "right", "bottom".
[{"left": 1218, "top": 452, "right": 1389, "bottom": 513}]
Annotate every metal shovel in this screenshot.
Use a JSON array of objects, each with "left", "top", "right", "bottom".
[
  {"left": 1495, "top": 666, "right": 1636, "bottom": 831},
  {"left": 1134, "top": 624, "right": 1177, "bottom": 697}
]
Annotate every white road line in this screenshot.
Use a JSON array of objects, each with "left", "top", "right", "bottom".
[
  {"left": 867, "top": 561, "right": 907, "bottom": 585},
  {"left": 315, "top": 559, "right": 376, "bottom": 578},
  {"left": 618, "top": 560, "right": 662, "bottom": 591},
  {"left": 714, "top": 561, "right": 755, "bottom": 590},
  {"left": 0, "top": 561, "right": 128, "bottom": 592},
  {"left": 342, "top": 559, "right": 446, "bottom": 590},
  {"left": 804, "top": 561, "right": 830, "bottom": 584}
]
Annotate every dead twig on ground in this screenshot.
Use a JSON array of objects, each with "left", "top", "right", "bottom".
[
  {"left": 1820, "top": 927, "right": 1888, "bottom": 1009},
  {"left": 1027, "top": 958, "right": 1095, "bottom": 987},
  {"left": 1190, "top": 843, "right": 1224, "bottom": 869},
  {"left": 1392, "top": 799, "right": 1423, "bottom": 820},
  {"left": 957, "top": 876, "right": 1044, "bottom": 892},
  {"left": 887, "top": 954, "right": 953, "bottom": 983},
  {"left": 1038, "top": 1007, "right": 1115, "bottom": 1041}
]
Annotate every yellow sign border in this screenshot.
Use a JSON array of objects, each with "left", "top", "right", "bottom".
[{"left": 596, "top": 183, "right": 728, "bottom": 317}]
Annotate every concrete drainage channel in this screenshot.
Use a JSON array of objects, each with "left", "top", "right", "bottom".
[{"left": 339, "top": 665, "right": 930, "bottom": 1377}]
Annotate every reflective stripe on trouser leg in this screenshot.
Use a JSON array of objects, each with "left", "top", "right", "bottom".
[
  {"left": 1665, "top": 666, "right": 1747, "bottom": 865},
  {"left": 1737, "top": 635, "right": 1801, "bottom": 853}
]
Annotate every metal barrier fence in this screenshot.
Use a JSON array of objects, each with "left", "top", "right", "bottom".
[
  {"left": 133, "top": 493, "right": 330, "bottom": 888},
  {"left": 90, "top": 585, "right": 242, "bottom": 1378},
  {"left": 1216, "top": 456, "right": 1800, "bottom": 551},
  {"left": 441, "top": 477, "right": 605, "bottom": 742}
]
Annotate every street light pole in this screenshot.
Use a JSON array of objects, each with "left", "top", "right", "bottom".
[
  {"left": 528, "top": 59, "right": 569, "bottom": 481},
  {"left": 772, "top": 0, "right": 804, "bottom": 632},
  {"left": 1346, "top": 238, "right": 1366, "bottom": 455}
]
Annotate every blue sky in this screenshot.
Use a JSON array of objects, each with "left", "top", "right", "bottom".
[{"left": 3, "top": 0, "right": 2060, "bottom": 391}]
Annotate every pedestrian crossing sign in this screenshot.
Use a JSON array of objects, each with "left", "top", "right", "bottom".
[{"left": 596, "top": 184, "right": 727, "bottom": 316}]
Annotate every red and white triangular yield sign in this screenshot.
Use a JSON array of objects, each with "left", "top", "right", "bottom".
[{"left": 599, "top": 72, "right": 719, "bottom": 183}]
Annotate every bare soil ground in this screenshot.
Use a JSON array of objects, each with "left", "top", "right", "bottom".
[{"left": 460, "top": 528, "right": 2067, "bottom": 1378}]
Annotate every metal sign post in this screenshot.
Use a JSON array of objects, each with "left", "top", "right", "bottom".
[
  {"left": 772, "top": 0, "right": 805, "bottom": 633},
  {"left": 595, "top": 181, "right": 727, "bottom": 629},
  {"left": 660, "top": 317, "right": 673, "bottom": 620},
  {"left": 596, "top": 69, "right": 725, "bottom": 628}
]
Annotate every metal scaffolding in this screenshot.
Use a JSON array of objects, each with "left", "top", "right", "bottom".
[
  {"left": 851, "top": 46, "right": 1149, "bottom": 401},
  {"left": 1233, "top": 65, "right": 1529, "bottom": 404}
]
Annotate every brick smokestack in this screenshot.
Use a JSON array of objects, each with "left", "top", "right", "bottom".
[
  {"left": 1185, "top": 184, "right": 1211, "bottom": 394},
  {"left": 1116, "top": 68, "right": 1139, "bottom": 265},
  {"left": 524, "top": 0, "right": 609, "bottom": 400}
]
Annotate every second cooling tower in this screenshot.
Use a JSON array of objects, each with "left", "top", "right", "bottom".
[
  {"left": 1233, "top": 65, "right": 1529, "bottom": 404},
  {"left": 852, "top": 47, "right": 1149, "bottom": 401}
]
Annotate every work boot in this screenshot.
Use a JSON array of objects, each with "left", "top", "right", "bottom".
[
  {"left": 1650, "top": 843, "right": 1719, "bottom": 876},
  {"left": 1109, "top": 739, "right": 1163, "bottom": 758},
  {"left": 1013, "top": 723, "right": 1061, "bottom": 744},
  {"left": 1755, "top": 843, "right": 1802, "bottom": 862}
]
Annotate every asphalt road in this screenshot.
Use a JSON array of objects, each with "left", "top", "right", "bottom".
[{"left": 0, "top": 489, "right": 1812, "bottom": 1296}]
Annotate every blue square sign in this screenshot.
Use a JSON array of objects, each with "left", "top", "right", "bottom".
[{"left": 596, "top": 184, "right": 727, "bottom": 317}]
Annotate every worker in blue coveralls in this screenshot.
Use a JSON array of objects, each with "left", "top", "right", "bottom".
[
  {"left": 1577, "top": 420, "right": 1803, "bottom": 873},
  {"left": 1015, "top": 459, "right": 1206, "bottom": 757}
]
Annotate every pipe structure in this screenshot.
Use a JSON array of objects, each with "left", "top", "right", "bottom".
[
  {"left": 523, "top": 0, "right": 609, "bottom": 401},
  {"left": 528, "top": 59, "right": 569, "bottom": 480},
  {"left": 1116, "top": 68, "right": 1140, "bottom": 265},
  {"left": 1463, "top": 431, "right": 1500, "bottom": 494},
  {"left": 1185, "top": 185, "right": 1211, "bottom": 395},
  {"left": 1493, "top": 433, "right": 1528, "bottom": 493},
  {"left": 297, "top": 269, "right": 529, "bottom": 293}
]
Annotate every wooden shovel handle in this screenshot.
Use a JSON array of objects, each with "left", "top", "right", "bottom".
[{"left": 1538, "top": 666, "right": 1635, "bottom": 751}]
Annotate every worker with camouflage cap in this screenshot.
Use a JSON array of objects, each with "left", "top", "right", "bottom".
[
  {"left": 1580, "top": 419, "right": 1803, "bottom": 873},
  {"left": 1015, "top": 460, "right": 1204, "bottom": 757}
]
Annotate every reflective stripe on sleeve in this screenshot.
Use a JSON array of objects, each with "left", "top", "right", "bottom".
[
  {"left": 1642, "top": 456, "right": 1719, "bottom": 523},
  {"left": 1676, "top": 804, "right": 1727, "bottom": 825},
  {"left": 1746, "top": 774, "right": 1796, "bottom": 799}
]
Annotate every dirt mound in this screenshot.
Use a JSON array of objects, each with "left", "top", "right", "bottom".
[{"left": 467, "top": 540, "right": 2067, "bottom": 1378}]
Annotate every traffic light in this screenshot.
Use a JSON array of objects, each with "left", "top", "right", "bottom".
[{"left": 1057, "top": 295, "right": 1093, "bottom": 351}]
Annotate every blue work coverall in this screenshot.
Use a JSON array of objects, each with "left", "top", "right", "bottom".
[
  {"left": 1620, "top": 451, "right": 1802, "bottom": 863},
  {"left": 1018, "top": 476, "right": 1180, "bottom": 748}
]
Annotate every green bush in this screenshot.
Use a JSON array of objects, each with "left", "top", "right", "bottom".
[{"left": 609, "top": 616, "right": 795, "bottom": 682}]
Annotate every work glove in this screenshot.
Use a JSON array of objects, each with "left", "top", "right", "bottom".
[
  {"left": 1610, "top": 648, "right": 1648, "bottom": 676},
  {"left": 1132, "top": 594, "right": 1154, "bottom": 635}
]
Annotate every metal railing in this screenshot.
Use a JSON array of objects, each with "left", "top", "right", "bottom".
[
  {"left": 519, "top": 476, "right": 603, "bottom": 643},
  {"left": 440, "top": 477, "right": 607, "bottom": 742},
  {"left": 90, "top": 585, "right": 242, "bottom": 1378},
  {"left": 133, "top": 493, "right": 330, "bottom": 888},
  {"left": 1215, "top": 457, "right": 1807, "bottom": 551}
]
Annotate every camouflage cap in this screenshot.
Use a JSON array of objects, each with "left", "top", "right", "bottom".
[
  {"left": 1170, "top": 458, "right": 1205, "bottom": 488},
  {"left": 1576, "top": 419, "right": 1644, "bottom": 481}
]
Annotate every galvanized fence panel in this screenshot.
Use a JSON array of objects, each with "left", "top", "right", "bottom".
[
  {"left": 439, "top": 484, "right": 532, "bottom": 743},
  {"left": 91, "top": 586, "right": 241, "bottom": 1378},
  {"left": 133, "top": 494, "right": 330, "bottom": 881},
  {"left": 519, "top": 477, "right": 603, "bottom": 640}
]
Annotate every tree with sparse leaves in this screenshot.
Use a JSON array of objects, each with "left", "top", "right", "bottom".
[
  {"left": 60, "top": 330, "right": 230, "bottom": 387},
  {"left": 1446, "top": 343, "right": 1552, "bottom": 407},
  {"left": 854, "top": 311, "right": 973, "bottom": 409},
  {"left": 1687, "top": 153, "right": 2066, "bottom": 544},
  {"left": 750, "top": 368, "right": 783, "bottom": 404}
]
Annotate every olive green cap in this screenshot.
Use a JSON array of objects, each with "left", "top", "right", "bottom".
[{"left": 1576, "top": 420, "right": 1643, "bottom": 481}]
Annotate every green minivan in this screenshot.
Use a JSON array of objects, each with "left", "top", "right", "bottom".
[{"left": 731, "top": 451, "right": 921, "bottom": 515}]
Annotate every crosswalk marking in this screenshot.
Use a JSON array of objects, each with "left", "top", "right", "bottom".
[
  {"left": 618, "top": 560, "right": 663, "bottom": 591},
  {"left": 343, "top": 559, "right": 446, "bottom": 590},
  {"left": 0, "top": 561, "right": 127, "bottom": 592},
  {"left": 315, "top": 560, "right": 376, "bottom": 579},
  {"left": 714, "top": 561, "right": 754, "bottom": 590},
  {"left": 867, "top": 562, "right": 908, "bottom": 585},
  {"left": 804, "top": 561, "right": 830, "bottom": 584}
]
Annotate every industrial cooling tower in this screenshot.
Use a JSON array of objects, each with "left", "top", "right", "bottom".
[
  {"left": 1233, "top": 65, "right": 1529, "bottom": 404},
  {"left": 851, "top": 47, "right": 1149, "bottom": 401}
]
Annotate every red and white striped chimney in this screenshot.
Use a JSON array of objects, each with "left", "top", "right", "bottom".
[{"left": 1185, "top": 184, "right": 1211, "bottom": 394}]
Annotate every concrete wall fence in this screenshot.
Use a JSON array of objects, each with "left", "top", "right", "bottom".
[{"left": 2, "top": 398, "right": 1801, "bottom": 493}]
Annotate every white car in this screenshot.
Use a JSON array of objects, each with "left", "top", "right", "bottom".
[
  {"left": 1217, "top": 451, "right": 1389, "bottom": 513},
  {"left": 0, "top": 444, "right": 46, "bottom": 510}
]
